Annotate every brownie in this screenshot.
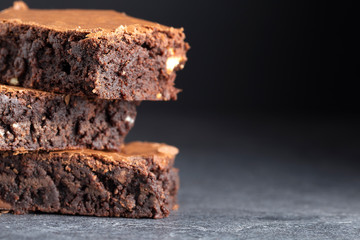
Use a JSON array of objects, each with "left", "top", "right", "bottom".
[
  {"left": 0, "top": 84, "right": 137, "bottom": 151},
  {"left": 0, "top": 142, "right": 179, "bottom": 219},
  {"left": 0, "top": 2, "right": 189, "bottom": 100}
]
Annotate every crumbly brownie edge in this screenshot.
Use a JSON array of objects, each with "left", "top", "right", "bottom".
[
  {"left": 0, "top": 21, "right": 189, "bottom": 100},
  {"left": 92, "top": 26, "right": 188, "bottom": 100},
  {"left": 0, "top": 85, "right": 138, "bottom": 151},
  {"left": 0, "top": 148, "right": 179, "bottom": 218}
]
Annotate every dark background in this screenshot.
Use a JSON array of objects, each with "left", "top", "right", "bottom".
[
  {"left": 0, "top": 0, "right": 356, "bottom": 114},
  {"left": 1, "top": 0, "right": 358, "bottom": 161},
  {"left": 1, "top": 1, "right": 360, "bottom": 238}
]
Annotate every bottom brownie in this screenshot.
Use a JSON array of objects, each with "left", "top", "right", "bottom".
[{"left": 0, "top": 142, "right": 180, "bottom": 219}]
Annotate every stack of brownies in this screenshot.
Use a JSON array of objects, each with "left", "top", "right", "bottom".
[{"left": 0, "top": 1, "right": 188, "bottom": 218}]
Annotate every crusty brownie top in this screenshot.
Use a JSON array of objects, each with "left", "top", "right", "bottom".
[
  {"left": 0, "top": 83, "right": 58, "bottom": 96},
  {"left": 54, "top": 142, "right": 179, "bottom": 169},
  {"left": 0, "top": 1, "right": 179, "bottom": 35},
  {"left": 1, "top": 142, "right": 179, "bottom": 170}
]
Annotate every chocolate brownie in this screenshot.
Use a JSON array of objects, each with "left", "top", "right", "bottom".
[
  {"left": 0, "top": 84, "right": 137, "bottom": 151},
  {"left": 0, "top": 142, "right": 179, "bottom": 219},
  {"left": 0, "top": 2, "right": 189, "bottom": 100}
]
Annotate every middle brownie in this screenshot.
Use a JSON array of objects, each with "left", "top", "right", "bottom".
[{"left": 0, "top": 85, "right": 137, "bottom": 151}]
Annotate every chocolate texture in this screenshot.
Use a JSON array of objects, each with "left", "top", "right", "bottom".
[
  {"left": 0, "top": 142, "right": 179, "bottom": 218},
  {"left": 0, "top": 2, "right": 189, "bottom": 100},
  {"left": 0, "top": 84, "right": 137, "bottom": 151}
]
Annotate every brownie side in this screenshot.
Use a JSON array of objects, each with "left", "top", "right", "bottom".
[
  {"left": 0, "top": 85, "right": 138, "bottom": 151},
  {"left": 0, "top": 142, "right": 179, "bottom": 218},
  {"left": 90, "top": 26, "right": 188, "bottom": 100},
  {"left": 0, "top": 21, "right": 188, "bottom": 100}
]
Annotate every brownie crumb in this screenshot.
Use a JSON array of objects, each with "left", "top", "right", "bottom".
[
  {"left": 0, "top": 142, "right": 180, "bottom": 218},
  {"left": 0, "top": 85, "right": 138, "bottom": 151},
  {"left": 0, "top": 4, "right": 189, "bottom": 100}
]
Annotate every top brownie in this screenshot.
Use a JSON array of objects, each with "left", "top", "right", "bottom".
[{"left": 0, "top": 1, "right": 189, "bottom": 100}]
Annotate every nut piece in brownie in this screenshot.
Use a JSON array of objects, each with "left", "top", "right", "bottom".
[
  {"left": 0, "top": 142, "right": 180, "bottom": 219},
  {"left": 0, "top": 84, "right": 138, "bottom": 151},
  {"left": 0, "top": 1, "right": 189, "bottom": 100}
]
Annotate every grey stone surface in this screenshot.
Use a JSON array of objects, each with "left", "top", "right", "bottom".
[{"left": 1, "top": 112, "right": 360, "bottom": 239}]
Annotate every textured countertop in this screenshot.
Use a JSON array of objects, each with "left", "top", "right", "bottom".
[{"left": 1, "top": 110, "right": 360, "bottom": 239}]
